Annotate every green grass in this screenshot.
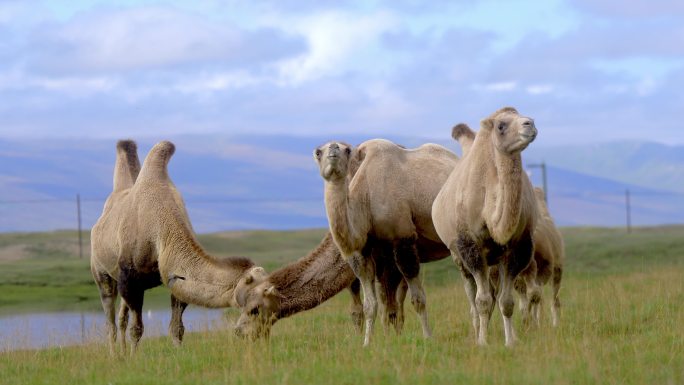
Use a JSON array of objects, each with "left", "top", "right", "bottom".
[{"left": 1, "top": 226, "right": 683, "bottom": 384}]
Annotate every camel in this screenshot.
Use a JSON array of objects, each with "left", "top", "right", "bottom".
[
  {"left": 232, "top": 232, "right": 358, "bottom": 338},
  {"left": 432, "top": 107, "right": 539, "bottom": 347},
  {"left": 232, "top": 231, "right": 445, "bottom": 339},
  {"left": 90, "top": 140, "right": 260, "bottom": 354},
  {"left": 516, "top": 187, "right": 564, "bottom": 327},
  {"left": 452, "top": 124, "right": 563, "bottom": 328},
  {"left": 314, "top": 139, "right": 457, "bottom": 346}
]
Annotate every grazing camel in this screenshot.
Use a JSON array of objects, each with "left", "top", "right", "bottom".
[
  {"left": 432, "top": 107, "right": 538, "bottom": 347},
  {"left": 233, "top": 232, "right": 443, "bottom": 339},
  {"left": 91, "top": 140, "right": 259, "bottom": 354},
  {"left": 232, "top": 232, "right": 358, "bottom": 338},
  {"left": 452, "top": 123, "right": 563, "bottom": 328},
  {"left": 314, "top": 139, "right": 457, "bottom": 346}
]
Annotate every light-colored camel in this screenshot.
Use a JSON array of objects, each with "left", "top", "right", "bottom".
[
  {"left": 91, "top": 140, "right": 259, "bottom": 354},
  {"left": 452, "top": 124, "right": 563, "bottom": 328},
  {"left": 232, "top": 232, "right": 445, "bottom": 339},
  {"left": 314, "top": 139, "right": 457, "bottom": 346},
  {"left": 432, "top": 107, "right": 538, "bottom": 347}
]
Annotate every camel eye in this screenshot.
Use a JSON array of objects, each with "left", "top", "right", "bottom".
[
  {"left": 345, "top": 147, "right": 351, "bottom": 155},
  {"left": 315, "top": 149, "right": 322, "bottom": 159},
  {"left": 249, "top": 307, "right": 259, "bottom": 316},
  {"left": 497, "top": 122, "right": 507, "bottom": 133}
]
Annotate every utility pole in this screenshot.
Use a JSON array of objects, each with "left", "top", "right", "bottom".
[
  {"left": 528, "top": 162, "right": 548, "bottom": 203},
  {"left": 77, "top": 194, "right": 83, "bottom": 259},
  {"left": 625, "top": 189, "right": 632, "bottom": 234}
]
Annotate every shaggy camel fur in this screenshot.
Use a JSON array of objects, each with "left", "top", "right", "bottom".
[
  {"left": 432, "top": 107, "right": 538, "bottom": 347},
  {"left": 452, "top": 124, "right": 563, "bottom": 328},
  {"left": 314, "top": 139, "right": 457, "bottom": 346},
  {"left": 232, "top": 232, "right": 358, "bottom": 338},
  {"left": 232, "top": 232, "right": 447, "bottom": 339},
  {"left": 91, "top": 140, "right": 258, "bottom": 354}
]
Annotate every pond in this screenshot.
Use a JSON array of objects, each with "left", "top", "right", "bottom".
[{"left": 0, "top": 307, "right": 227, "bottom": 352}]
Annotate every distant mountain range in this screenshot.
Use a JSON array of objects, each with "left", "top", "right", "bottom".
[{"left": 1, "top": 134, "right": 683, "bottom": 232}]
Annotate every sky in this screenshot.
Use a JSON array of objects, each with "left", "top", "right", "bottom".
[{"left": 0, "top": 0, "right": 683, "bottom": 146}]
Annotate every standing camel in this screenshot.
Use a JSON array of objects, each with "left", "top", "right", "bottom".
[
  {"left": 432, "top": 107, "right": 539, "bottom": 347},
  {"left": 314, "top": 139, "right": 457, "bottom": 346},
  {"left": 452, "top": 123, "right": 564, "bottom": 328},
  {"left": 91, "top": 140, "right": 260, "bottom": 354}
]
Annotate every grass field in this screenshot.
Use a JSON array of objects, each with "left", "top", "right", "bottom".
[{"left": 1, "top": 226, "right": 683, "bottom": 384}]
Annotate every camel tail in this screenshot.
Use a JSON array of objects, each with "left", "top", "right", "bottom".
[
  {"left": 451, "top": 123, "right": 475, "bottom": 155},
  {"left": 138, "top": 140, "right": 176, "bottom": 182},
  {"left": 113, "top": 139, "right": 141, "bottom": 192}
]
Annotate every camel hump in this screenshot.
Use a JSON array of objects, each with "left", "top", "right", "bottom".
[
  {"left": 113, "top": 139, "right": 141, "bottom": 192},
  {"left": 151, "top": 140, "right": 176, "bottom": 159},
  {"left": 117, "top": 139, "right": 137, "bottom": 155},
  {"left": 138, "top": 140, "right": 176, "bottom": 182},
  {"left": 451, "top": 123, "right": 475, "bottom": 141}
]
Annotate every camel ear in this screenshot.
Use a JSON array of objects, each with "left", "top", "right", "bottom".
[
  {"left": 264, "top": 285, "right": 284, "bottom": 299},
  {"left": 480, "top": 117, "right": 494, "bottom": 131}
]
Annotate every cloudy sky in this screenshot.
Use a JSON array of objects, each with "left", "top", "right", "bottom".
[{"left": 0, "top": 0, "right": 682, "bottom": 146}]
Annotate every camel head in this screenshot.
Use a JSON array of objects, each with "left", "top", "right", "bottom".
[
  {"left": 232, "top": 267, "right": 282, "bottom": 339},
  {"left": 314, "top": 141, "right": 353, "bottom": 182},
  {"left": 480, "top": 107, "right": 537, "bottom": 155}
]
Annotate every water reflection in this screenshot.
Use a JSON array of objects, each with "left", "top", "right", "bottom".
[{"left": 0, "top": 307, "right": 226, "bottom": 352}]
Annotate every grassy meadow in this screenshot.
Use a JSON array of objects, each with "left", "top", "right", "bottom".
[{"left": 1, "top": 226, "right": 683, "bottom": 384}]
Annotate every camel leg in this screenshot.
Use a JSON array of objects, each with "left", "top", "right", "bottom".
[
  {"left": 375, "top": 249, "right": 403, "bottom": 334},
  {"left": 455, "top": 256, "right": 479, "bottom": 337},
  {"left": 348, "top": 252, "right": 377, "bottom": 347},
  {"left": 500, "top": 234, "right": 534, "bottom": 347},
  {"left": 551, "top": 265, "right": 563, "bottom": 327},
  {"left": 125, "top": 290, "right": 145, "bottom": 355},
  {"left": 394, "top": 237, "right": 431, "bottom": 338},
  {"left": 118, "top": 300, "right": 129, "bottom": 353},
  {"left": 454, "top": 235, "right": 493, "bottom": 346},
  {"left": 395, "top": 279, "right": 408, "bottom": 333},
  {"left": 93, "top": 269, "right": 118, "bottom": 355},
  {"left": 526, "top": 261, "right": 542, "bottom": 327},
  {"left": 169, "top": 294, "right": 188, "bottom": 346},
  {"left": 348, "top": 279, "right": 364, "bottom": 333},
  {"left": 118, "top": 271, "right": 146, "bottom": 355},
  {"left": 533, "top": 289, "right": 543, "bottom": 327},
  {"left": 497, "top": 261, "right": 517, "bottom": 346},
  {"left": 514, "top": 277, "right": 530, "bottom": 327}
]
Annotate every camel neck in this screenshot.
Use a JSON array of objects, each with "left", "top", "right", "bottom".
[
  {"left": 323, "top": 177, "right": 368, "bottom": 257},
  {"left": 268, "top": 234, "right": 356, "bottom": 319},
  {"left": 484, "top": 142, "right": 525, "bottom": 245},
  {"left": 158, "top": 218, "right": 254, "bottom": 308}
]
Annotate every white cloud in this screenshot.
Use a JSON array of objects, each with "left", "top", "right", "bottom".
[
  {"left": 269, "top": 10, "right": 398, "bottom": 85},
  {"left": 356, "top": 82, "right": 420, "bottom": 123},
  {"left": 25, "top": 6, "right": 303, "bottom": 75},
  {"left": 174, "top": 71, "right": 263, "bottom": 93},
  {"left": 476, "top": 81, "right": 518, "bottom": 92},
  {"left": 526, "top": 84, "right": 553, "bottom": 95}
]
